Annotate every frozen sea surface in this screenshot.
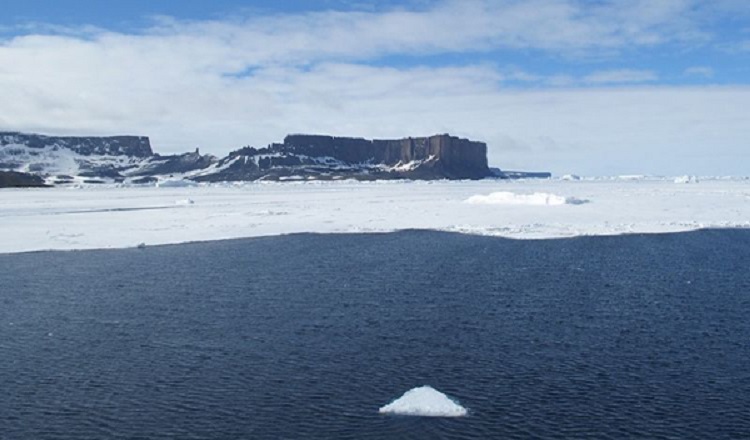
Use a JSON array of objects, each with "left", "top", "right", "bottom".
[
  {"left": 1, "top": 178, "right": 749, "bottom": 253},
  {"left": 1, "top": 230, "right": 749, "bottom": 439}
]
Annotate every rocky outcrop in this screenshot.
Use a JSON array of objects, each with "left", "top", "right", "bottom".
[
  {"left": 195, "top": 134, "right": 491, "bottom": 182},
  {"left": 1, "top": 131, "right": 535, "bottom": 185},
  {"left": 133, "top": 151, "right": 217, "bottom": 176},
  {"left": 0, "top": 132, "right": 153, "bottom": 157},
  {"left": 0, "top": 171, "right": 48, "bottom": 188},
  {"left": 282, "top": 134, "right": 490, "bottom": 179}
]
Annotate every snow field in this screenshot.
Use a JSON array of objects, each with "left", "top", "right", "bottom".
[{"left": 1, "top": 178, "right": 749, "bottom": 253}]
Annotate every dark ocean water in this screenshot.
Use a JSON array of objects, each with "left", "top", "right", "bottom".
[{"left": 1, "top": 230, "right": 750, "bottom": 439}]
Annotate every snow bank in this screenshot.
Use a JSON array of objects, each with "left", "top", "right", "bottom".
[
  {"left": 466, "top": 191, "right": 587, "bottom": 206},
  {"left": 379, "top": 386, "right": 467, "bottom": 417}
]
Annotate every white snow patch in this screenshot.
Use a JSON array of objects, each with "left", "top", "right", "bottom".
[
  {"left": 175, "top": 198, "right": 195, "bottom": 206},
  {"left": 674, "top": 175, "right": 699, "bottom": 184},
  {"left": 390, "top": 155, "right": 436, "bottom": 172},
  {"left": 617, "top": 174, "right": 647, "bottom": 181},
  {"left": 379, "top": 386, "right": 467, "bottom": 417},
  {"left": 156, "top": 179, "right": 199, "bottom": 188},
  {"left": 466, "top": 191, "right": 587, "bottom": 206}
]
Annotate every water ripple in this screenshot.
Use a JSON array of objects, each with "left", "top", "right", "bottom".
[{"left": 1, "top": 229, "right": 750, "bottom": 439}]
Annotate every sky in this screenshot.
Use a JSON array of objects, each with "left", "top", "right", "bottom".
[{"left": 1, "top": 0, "right": 749, "bottom": 176}]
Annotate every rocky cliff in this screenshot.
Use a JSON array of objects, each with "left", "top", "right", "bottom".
[
  {"left": 195, "top": 134, "right": 491, "bottom": 182},
  {"left": 283, "top": 134, "right": 490, "bottom": 179},
  {"left": 0, "top": 132, "right": 153, "bottom": 157},
  {"left": 0, "top": 131, "right": 512, "bottom": 185},
  {"left": 0, "top": 171, "right": 48, "bottom": 188}
]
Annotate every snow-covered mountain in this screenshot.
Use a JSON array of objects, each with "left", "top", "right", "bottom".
[
  {"left": 0, "top": 132, "right": 217, "bottom": 185},
  {"left": 0, "top": 131, "right": 520, "bottom": 186}
]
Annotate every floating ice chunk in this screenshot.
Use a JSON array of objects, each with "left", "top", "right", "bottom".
[
  {"left": 674, "top": 175, "right": 699, "bottom": 184},
  {"left": 466, "top": 191, "right": 587, "bottom": 206},
  {"left": 379, "top": 386, "right": 467, "bottom": 417}
]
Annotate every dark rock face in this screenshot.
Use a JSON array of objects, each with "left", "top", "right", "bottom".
[
  {"left": 134, "top": 152, "right": 217, "bottom": 176},
  {"left": 0, "top": 171, "right": 48, "bottom": 188},
  {"left": 282, "top": 134, "right": 490, "bottom": 179},
  {"left": 196, "top": 134, "right": 491, "bottom": 182},
  {"left": 0, "top": 132, "right": 153, "bottom": 158}
]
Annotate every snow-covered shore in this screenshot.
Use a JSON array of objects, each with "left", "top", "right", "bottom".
[{"left": 1, "top": 178, "right": 749, "bottom": 254}]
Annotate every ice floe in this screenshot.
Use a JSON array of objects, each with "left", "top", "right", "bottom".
[
  {"left": 379, "top": 386, "right": 467, "bottom": 417},
  {"left": 465, "top": 191, "right": 587, "bottom": 206}
]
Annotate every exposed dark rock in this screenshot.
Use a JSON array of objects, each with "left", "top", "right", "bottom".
[
  {"left": 0, "top": 171, "right": 49, "bottom": 188},
  {"left": 133, "top": 152, "right": 216, "bottom": 176},
  {"left": 79, "top": 167, "right": 123, "bottom": 179},
  {"left": 196, "top": 133, "right": 491, "bottom": 182},
  {"left": 281, "top": 134, "right": 490, "bottom": 179},
  {"left": 131, "top": 176, "right": 159, "bottom": 185}
]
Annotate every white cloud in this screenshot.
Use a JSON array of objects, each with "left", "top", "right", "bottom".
[
  {"left": 583, "top": 69, "right": 658, "bottom": 84},
  {"left": 0, "top": 0, "right": 747, "bottom": 175}
]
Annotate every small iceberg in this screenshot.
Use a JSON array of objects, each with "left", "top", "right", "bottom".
[{"left": 379, "top": 386, "right": 467, "bottom": 417}]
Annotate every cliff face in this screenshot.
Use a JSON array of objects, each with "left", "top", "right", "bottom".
[
  {"left": 1, "top": 131, "right": 499, "bottom": 185},
  {"left": 280, "top": 134, "right": 490, "bottom": 179},
  {"left": 0, "top": 132, "right": 153, "bottom": 158}
]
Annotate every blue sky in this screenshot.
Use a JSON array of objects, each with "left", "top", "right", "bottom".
[{"left": 0, "top": 0, "right": 748, "bottom": 175}]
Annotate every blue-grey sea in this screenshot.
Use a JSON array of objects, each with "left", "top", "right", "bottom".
[{"left": 1, "top": 230, "right": 749, "bottom": 439}]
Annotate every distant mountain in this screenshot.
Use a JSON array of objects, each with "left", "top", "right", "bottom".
[
  {"left": 0, "top": 132, "right": 217, "bottom": 185},
  {"left": 0, "top": 131, "right": 543, "bottom": 187},
  {"left": 194, "top": 134, "right": 491, "bottom": 182}
]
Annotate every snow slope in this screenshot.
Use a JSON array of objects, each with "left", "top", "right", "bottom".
[{"left": 1, "top": 178, "right": 749, "bottom": 253}]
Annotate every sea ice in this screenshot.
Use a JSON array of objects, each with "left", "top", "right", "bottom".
[
  {"left": 2, "top": 178, "right": 750, "bottom": 253},
  {"left": 379, "top": 386, "right": 468, "bottom": 417},
  {"left": 465, "top": 191, "right": 587, "bottom": 206}
]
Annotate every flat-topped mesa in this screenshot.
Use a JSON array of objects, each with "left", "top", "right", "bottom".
[
  {"left": 1, "top": 130, "right": 501, "bottom": 185},
  {"left": 281, "top": 134, "right": 490, "bottom": 179},
  {"left": 0, "top": 132, "right": 153, "bottom": 158}
]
